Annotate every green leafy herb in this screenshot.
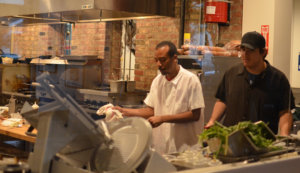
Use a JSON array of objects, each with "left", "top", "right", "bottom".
[{"left": 199, "top": 121, "right": 277, "bottom": 157}]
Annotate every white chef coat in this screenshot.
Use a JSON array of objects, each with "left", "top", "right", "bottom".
[{"left": 144, "top": 65, "right": 205, "bottom": 154}]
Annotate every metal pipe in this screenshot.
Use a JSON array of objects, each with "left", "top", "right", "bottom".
[
  {"left": 200, "top": 0, "right": 205, "bottom": 46},
  {"left": 179, "top": 0, "right": 186, "bottom": 47},
  {"left": 123, "top": 21, "right": 127, "bottom": 80},
  {"left": 128, "top": 20, "right": 132, "bottom": 81}
]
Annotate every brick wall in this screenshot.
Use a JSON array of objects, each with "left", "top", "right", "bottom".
[
  {"left": 132, "top": 0, "right": 181, "bottom": 90},
  {"left": 11, "top": 23, "right": 109, "bottom": 58},
  {"left": 71, "top": 23, "right": 106, "bottom": 56},
  {"left": 13, "top": 24, "right": 63, "bottom": 57},
  {"left": 219, "top": 0, "right": 243, "bottom": 44},
  {"left": 134, "top": 18, "right": 180, "bottom": 90}
]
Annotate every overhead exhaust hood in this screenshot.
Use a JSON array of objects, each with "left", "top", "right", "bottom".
[{"left": 0, "top": 0, "right": 175, "bottom": 25}]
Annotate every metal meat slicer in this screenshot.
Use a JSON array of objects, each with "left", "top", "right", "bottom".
[{"left": 21, "top": 73, "right": 176, "bottom": 173}]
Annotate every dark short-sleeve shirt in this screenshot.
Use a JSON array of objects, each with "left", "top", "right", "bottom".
[{"left": 216, "top": 60, "right": 295, "bottom": 134}]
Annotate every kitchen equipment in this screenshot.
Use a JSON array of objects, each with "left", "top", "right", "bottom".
[
  {"left": 30, "top": 55, "right": 102, "bottom": 106},
  {"left": 0, "top": 163, "right": 31, "bottom": 173},
  {"left": 178, "top": 55, "right": 203, "bottom": 80},
  {"left": 21, "top": 73, "right": 175, "bottom": 173},
  {"left": 206, "top": 121, "right": 277, "bottom": 163},
  {"left": 293, "top": 121, "right": 300, "bottom": 134},
  {"left": 0, "top": 54, "right": 19, "bottom": 64},
  {"left": 216, "top": 146, "right": 295, "bottom": 164},
  {"left": 205, "top": 122, "right": 275, "bottom": 155},
  {"left": 126, "top": 81, "right": 136, "bottom": 92},
  {"left": 1, "top": 57, "right": 13, "bottom": 64},
  {"left": 8, "top": 95, "right": 16, "bottom": 114},
  {"left": 0, "top": 64, "right": 31, "bottom": 93},
  {"left": 93, "top": 117, "right": 175, "bottom": 173},
  {"left": 0, "top": 0, "right": 175, "bottom": 24},
  {"left": 110, "top": 80, "right": 135, "bottom": 93},
  {"left": 110, "top": 80, "right": 126, "bottom": 93}
]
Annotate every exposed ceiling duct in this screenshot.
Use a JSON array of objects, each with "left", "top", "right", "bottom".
[{"left": 0, "top": 0, "right": 175, "bottom": 25}]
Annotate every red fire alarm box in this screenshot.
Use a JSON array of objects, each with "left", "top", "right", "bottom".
[{"left": 205, "top": 1, "right": 229, "bottom": 23}]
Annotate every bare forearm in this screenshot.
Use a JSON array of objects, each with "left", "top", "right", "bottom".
[
  {"left": 160, "top": 109, "right": 201, "bottom": 123},
  {"left": 279, "top": 111, "right": 293, "bottom": 136},
  {"left": 147, "top": 108, "right": 201, "bottom": 127},
  {"left": 206, "top": 100, "right": 226, "bottom": 126},
  {"left": 118, "top": 106, "right": 154, "bottom": 119}
]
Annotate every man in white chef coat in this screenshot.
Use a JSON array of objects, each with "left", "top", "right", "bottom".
[{"left": 114, "top": 41, "right": 205, "bottom": 154}]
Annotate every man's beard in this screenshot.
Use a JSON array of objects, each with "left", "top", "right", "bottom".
[{"left": 159, "top": 68, "right": 167, "bottom": 75}]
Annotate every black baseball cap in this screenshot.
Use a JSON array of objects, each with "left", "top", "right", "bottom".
[{"left": 241, "top": 31, "right": 266, "bottom": 50}]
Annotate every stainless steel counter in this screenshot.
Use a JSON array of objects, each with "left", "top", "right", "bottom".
[
  {"left": 178, "top": 151, "right": 300, "bottom": 173},
  {"left": 77, "top": 88, "right": 147, "bottom": 106}
]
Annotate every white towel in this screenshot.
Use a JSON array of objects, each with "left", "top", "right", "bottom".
[{"left": 96, "top": 103, "right": 123, "bottom": 122}]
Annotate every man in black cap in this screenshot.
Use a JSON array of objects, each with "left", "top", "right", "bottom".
[{"left": 205, "top": 31, "right": 295, "bottom": 136}]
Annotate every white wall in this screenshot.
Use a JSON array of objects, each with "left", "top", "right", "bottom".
[
  {"left": 291, "top": 0, "right": 300, "bottom": 88},
  {"left": 273, "top": 0, "right": 293, "bottom": 79},
  {"left": 242, "top": 0, "right": 293, "bottom": 80},
  {"left": 242, "top": 0, "right": 275, "bottom": 64}
]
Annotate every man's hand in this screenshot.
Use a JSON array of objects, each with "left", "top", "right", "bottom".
[
  {"left": 204, "top": 121, "right": 215, "bottom": 129},
  {"left": 112, "top": 106, "right": 123, "bottom": 113},
  {"left": 205, "top": 100, "right": 226, "bottom": 129},
  {"left": 148, "top": 116, "right": 163, "bottom": 128}
]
